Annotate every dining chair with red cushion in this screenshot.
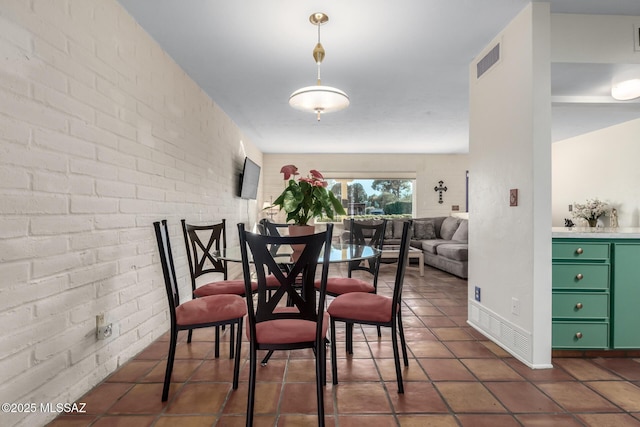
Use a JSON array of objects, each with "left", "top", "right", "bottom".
[
  {"left": 154, "top": 220, "right": 246, "bottom": 401},
  {"left": 181, "top": 219, "right": 256, "bottom": 355},
  {"left": 327, "top": 220, "right": 412, "bottom": 393},
  {"left": 317, "top": 218, "right": 387, "bottom": 351},
  {"left": 238, "top": 222, "right": 333, "bottom": 427}
]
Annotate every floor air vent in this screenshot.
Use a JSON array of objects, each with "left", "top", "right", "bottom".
[{"left": 476, "top": 43, "right": 500, "bottom": 79}]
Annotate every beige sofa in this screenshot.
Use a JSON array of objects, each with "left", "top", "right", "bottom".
[{"left": 343, "top": 216, "right": 468, "bottom": 279}]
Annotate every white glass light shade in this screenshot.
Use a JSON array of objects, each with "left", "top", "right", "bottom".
[
  {"left": 289, "top": 85, "right": 350, "bottom": 114},
  {"left": 611, "top": 78, "right": 640, "bottom": 101}
]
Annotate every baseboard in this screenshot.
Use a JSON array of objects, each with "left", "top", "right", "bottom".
[{"left": 467, "top": 300, "right": 550, "bottom": 369}]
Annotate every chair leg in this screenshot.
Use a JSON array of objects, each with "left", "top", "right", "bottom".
[
  {"left": 187, "top": 328, "right": 193, "bottom": 343},
  {"left": 315, "top": 337, "right": 325, "bottom": 427},
  {"left": 246, "top": 343, "right": 257, "bottom": 427},
  {"left": 261, "top": 350, "right": 274, "bottom": 366},
  {"left": 330, "top": 319, "right": 338, "bottom": 385},
  {"left": 214, "top": 325, "right": 220, "bottom": 358},
  {"left": 376, "top": 325, "right": 382, "bottom": 337},
  {"left": 162, "top": 326, "right": 178, "bottom": 401},
  {"left": 397, "top": 312, "right": 409, "bottom": 367},
  {"left": 229, "top": 323, "right": 235, "bottom": 359},
  {"left": 346, "top": 322, "right": 353, "bottom": 354},
  {"left": 391, "top": 324, "right": 404, "bottom": 394},
  {"left": 232, "top": 318, "right": 242, "bottom": 389}
]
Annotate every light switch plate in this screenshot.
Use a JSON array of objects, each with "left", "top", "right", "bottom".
[{"left": 509, "top": 189, "right": 518, "bottom": 207}]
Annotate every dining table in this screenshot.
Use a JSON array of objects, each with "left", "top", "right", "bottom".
[{"left": 213, "top": 242, "right": 381, "bottom": 265}]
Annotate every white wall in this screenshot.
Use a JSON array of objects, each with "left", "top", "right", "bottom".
[
  {"left": 550, "top": 13, "right": 640, "bottom": 227},
  {"left": 262, "top": 153, "right": 469, "bottom": 222},
  {"left": 551, "top": 14, "right": 640, "bottom": 63},
  {"left": 0, "top": 1, "right": 261, "bottom": 426},
  {"left": 553, "top": 118, "right": 640, "bottom": 227},
  {"left": 468, "top": 3, "right": 552, "bottom": 368}
]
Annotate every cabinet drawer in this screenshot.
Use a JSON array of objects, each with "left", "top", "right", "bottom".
[
  {"left": 552, "top": 242, "right": 609, "bottom": 261},
  {"left": 552, "top": 322, "right": 609, "bottom": 349},
  {"left": 552, "top": 264, "right": 609, "bottom": 290},
  {"left": 552, "top": 293, "right": 609, "bottom": 319}
]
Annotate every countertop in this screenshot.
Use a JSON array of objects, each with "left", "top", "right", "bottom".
[{"left": 552, "top": 227, "right": 640, "bottom": 239}]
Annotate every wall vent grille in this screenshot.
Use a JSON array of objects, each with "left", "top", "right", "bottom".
[
  {"left": 477, "top": 43, "right": 500, "bottom": 78},
  {"left": 468, "top": 300, "right": 532, "bottom": 360}
]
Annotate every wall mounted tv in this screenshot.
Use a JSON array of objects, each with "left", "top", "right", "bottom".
[{"left": 239, "top": 156, "right": 260, "bottom": 200}]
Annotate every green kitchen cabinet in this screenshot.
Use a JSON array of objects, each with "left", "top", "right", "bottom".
[
  {"left": 552, "top": 240, "right": 610, "bottom": 349},
  {"left": 552, "top": 236, "right": 640, "bottom": 350},
  {"left": 612, "top": 243, "right": 640, "bottom": 348}
]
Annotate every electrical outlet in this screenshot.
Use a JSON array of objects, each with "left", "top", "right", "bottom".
[
  {"left": 97, "top": 323, "right": 112, "bottom": 340},
  {"left": 96, "top": 313, "right": 112, "bottom": 340},
  {"left": 511, "top": 297, "right": 520, "bottom": 316},
  {"left": 474, "top": 286, "right": 481, "bottom": 302}
]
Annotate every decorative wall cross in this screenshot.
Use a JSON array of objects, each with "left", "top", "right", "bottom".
[{"left": 434, "top": 180, "right": 447, "bottom": 204}]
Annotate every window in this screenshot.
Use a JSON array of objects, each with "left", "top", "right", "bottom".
[{"left": 326, "top": 178, "right": 415, "bottom": 217}]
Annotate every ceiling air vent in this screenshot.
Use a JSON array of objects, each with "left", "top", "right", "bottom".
[{"left": 476, "top": 43, "right": 500, "bottom": 79}]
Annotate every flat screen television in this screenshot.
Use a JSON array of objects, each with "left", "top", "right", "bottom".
[{"left": 239, "top": 157, "right": 260, "bottom": 200}]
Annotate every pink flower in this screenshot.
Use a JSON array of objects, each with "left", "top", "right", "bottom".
[
  {"left": 280, "top": 165, "right": 299, "bottom": 180},
  {"left": 309, "top": 169, "right": 324, "bottom": 180},
  {"left": 299, "top": 177, "right": 328, "bottom": 187}
]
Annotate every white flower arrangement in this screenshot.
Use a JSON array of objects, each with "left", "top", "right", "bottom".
[{"left": 572, "top": 198, "right": 609, "bottom": 221}]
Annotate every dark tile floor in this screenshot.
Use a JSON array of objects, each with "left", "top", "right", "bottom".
[{"left": 48, "top": 263, "right": 640, "bottom": 426}]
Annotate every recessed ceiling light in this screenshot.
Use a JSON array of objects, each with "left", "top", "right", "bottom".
[{"left": 611, "top": 78, "right": 640, "bottom": 101}]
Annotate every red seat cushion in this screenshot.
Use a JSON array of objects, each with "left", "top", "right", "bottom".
[
  {"left": 316, "top": 277, "right": 375, "bottom": 295},
  {"left": 250, "top": 307, "right": 329, "bottom": 344},
  {"left": 327, "top": 292, "right": 393, "bottom": 323},
  {"left": 193, "top": 279, "right": 257, "bottom": 297},
  {"left": 176, "top": 294, "right": 247, "bottom": 326}
]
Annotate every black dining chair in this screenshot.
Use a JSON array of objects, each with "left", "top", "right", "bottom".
[
  {"left": 316, "top": 219, "right": 387, "bottom": 351},
  {"left": 238, "top": 222, "right": 333, "bottom": 427},
  {"left": 153, "top": 220, "right": 246, "bottom": 401},
  {"left": 327, "top": 220, "right": 412, "bottom": 393},
  {"left": 181, "top": 219, "right": 256, "bottom": 355}
]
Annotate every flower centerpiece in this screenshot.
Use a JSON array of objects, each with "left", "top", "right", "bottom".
[
  {"left": 272, "top": 165, "right": 346, "bottom": 226},
  {"left": 572, "top": 198, "right": 609, "bottom": 227}
]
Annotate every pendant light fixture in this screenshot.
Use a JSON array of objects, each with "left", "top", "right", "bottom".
[{"left": 289, "top": 12, "right": 349, "bottom": 121}]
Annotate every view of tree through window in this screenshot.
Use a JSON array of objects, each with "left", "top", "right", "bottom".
[{"left": 326, "top": 178, "right": 414, "bottom": 217}]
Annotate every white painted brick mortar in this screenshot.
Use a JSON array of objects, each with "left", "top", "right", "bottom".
[{"left": 0, "top": 1, "right": 261, "bottom": 425}]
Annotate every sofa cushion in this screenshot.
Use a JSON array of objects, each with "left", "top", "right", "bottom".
[
  {"left": 392, "top": 219, "right": 409, "bottom": 239},
  {"left": 440, "top": 217, "right": 461, "bottom": 240},
  {"left": 413, "top": 220, "right": 436, "bottom": 240},
  {"left": 421, "top": 239, "right": 450, "bottom": 254},
  {"left": 436, "top": 243, "right": 468, "bottom": 261},
  {"left": 451, "top": 219, "right": 468, "bottom": 242}
]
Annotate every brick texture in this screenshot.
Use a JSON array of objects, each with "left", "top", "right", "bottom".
[{"left": 0, "top": 1, "right": 261, "bottom": 425}]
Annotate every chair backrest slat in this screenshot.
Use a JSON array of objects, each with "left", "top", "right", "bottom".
[
  {"left": 348, "top": 219, "right": 387, "bottom": 284},
  {"left": 153, "top": 220, "right": 180, "bottom": 315},
  {"left": 239, "top": 223, "right": 333, "bottom": 333},
  {"left": 391, "top": 220, "right": 413, "bottom": 309},
  {"left": 182, "top": 219, "right": 228, "bottom": 291}
]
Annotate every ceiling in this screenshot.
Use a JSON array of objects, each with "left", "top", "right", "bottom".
[{"left": 117, "top": 0, "right": 640, "bottom": 154}]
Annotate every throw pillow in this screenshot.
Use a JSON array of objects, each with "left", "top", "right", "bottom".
[
  {"left": 451, "top": 219, "right": 468, "bottom": 242},
  {"left": 392, "top": 219, "right": 408, "bottom": 239},
  {"left": 440, "top": 217, "right": 461, "bottom": 240},
  {"left": 413, "top": 220, "right": 436, "bottom": 240}
]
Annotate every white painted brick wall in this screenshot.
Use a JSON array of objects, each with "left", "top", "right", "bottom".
[{"left": 0, "top": 1, "right": 262, "bottom": 426}]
